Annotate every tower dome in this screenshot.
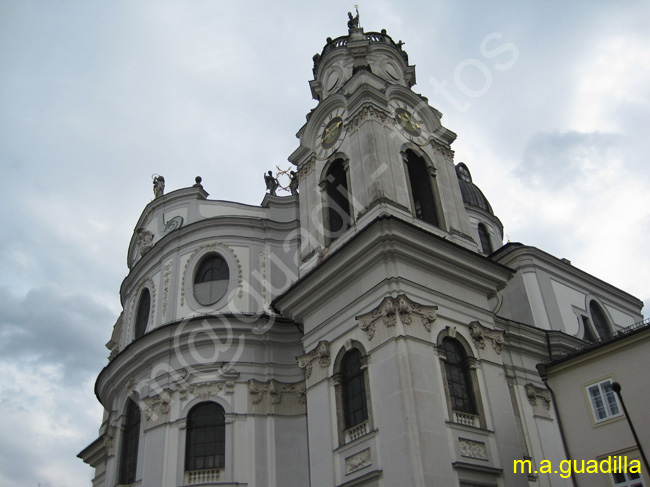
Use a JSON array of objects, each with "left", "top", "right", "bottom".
[
  {"left": 456, "top": 162, "right": 494, "bottom": 215},
  {"left": 455, "top": 162, "right": 503, "bottom": 254}
]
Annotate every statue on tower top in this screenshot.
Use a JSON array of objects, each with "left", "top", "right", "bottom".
[{"left": 347, "top": 5, "right": 360, "bottom": 29}]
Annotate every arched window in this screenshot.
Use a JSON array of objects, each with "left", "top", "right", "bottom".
[
  {"left": 405, "top": 150, "right": 439, "bottom": 227},
  {"left": 134, "top": 288, "right": 150, "bottom": 339},
  {"left": 589, "top": 301, "right": 611, "bottom": 339},
  {"left": 341, "top": 349, "right": 368, "bottom": 430},
  {"left": 119, "top": 399, "right": 141, "bottom": 484},
  {"left": 324, "top": 159, "right": 352, "bottom": 243},
  {"left": 185, "top": 402, "right": 226, "bottom": 472},
  {"left": 478, "top": 223, "right": 493, "bottom": 254},
  {"left": 442, "top": 338, "right": 476, "bottom": 415},
  {"left": 194, "top": 254, "right": 230, "bottom": 306}
]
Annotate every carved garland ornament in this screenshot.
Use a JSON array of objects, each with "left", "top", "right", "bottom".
[
  {"left": 469, "top": 321, "right": 504, "bottom": 354},
  {"left": 248, "top": 379, "right": 306, "bottom": 405},
  {"left": 345, "top": 448, "right": 372, "bottom": 474},
  {"left": 162, "top": 260, "right": 173, "bottom": 317},
  {"left": 297, "top": 341, "right": 331, "bottom": 379},
  {"left": 357, "top": 294, "right": 438, "bottom": 340},
  {"left": 524, "top": 383, "right": 552, "bottom": 410}
]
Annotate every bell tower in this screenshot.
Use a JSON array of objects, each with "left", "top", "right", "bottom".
[
  {"left": 277, "top": 15, "right": 525, "bottom": 487},
  {"left": 289, "top": 17, "right": 477, "bottom": 272}
]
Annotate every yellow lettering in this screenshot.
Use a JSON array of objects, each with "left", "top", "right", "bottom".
[
  {"left": 560, "top": 460, "right": 572, "bottom": 478},
  {"left": 586, "top": 460, "right": 598, "bottom": 473},
  {"left": 513, "top": 459, "right": 532, "bottom": 474},
  {"left": 600, "top": 457, "right": 612, "bottom": 473},
  {"left": 539, "top": 460, "right": 552, "bottom": 474},
  {"left": 630, "top": 460, "right": 641, "bottom": 474}
]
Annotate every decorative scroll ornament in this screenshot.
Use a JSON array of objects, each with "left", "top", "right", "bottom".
[
  {"left": 469, "top": 321, "right": 504, "bottom": 354},
  {"left": 297, "top": 341, "right": 331, "bottom": 379},
  {"left": 524, "top": 383, "right": 551, "bottom": 410},
  {"left": 248, "top": 379, "right": 306, "bottom": 405},
  {"left": 357, "top": 294, "right": 438, "bottom": 340},
  {"left": 189, "top": 382, "right": 223, "bottom": 400},
  {"left": 141, "top": 389, "right": 173, "bottom": 421},
  {"left": 164, "top": 216, "right": 184, "bottom": 233}
]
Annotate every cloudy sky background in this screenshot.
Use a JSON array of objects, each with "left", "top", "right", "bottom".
[{"left": 1, "top": 1, "right": 649, "bottom": 485}]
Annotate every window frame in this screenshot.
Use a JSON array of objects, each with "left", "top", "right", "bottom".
[
  {"left": 333, "top": 343, "right": 373, "bottom": 446},
  {"left": 586, "top": 378, "right": 623, "bottom": 424},
  {"left": 402, "top": 149, "right": 440, "bottom": 228},
  {"left": 118, "top": 398, "right": 141, "bottom": 485},
  {"left": 611, "top": 470, "right": 644, "bottom": 487},
  {"left": 193, "top": 253, "right": 230, "bottom": 307},
  {"left": 321, "top": 157, "right": 352, "bottom": 245},
  {"left": 478, "top": 223, "right": 493, "bottom": 254},
  {"left": 185, "top": 401, "right": 226, "bottom": 473},
  {"left": 134, "top": 287, "right": 151, "bottom": 340}
]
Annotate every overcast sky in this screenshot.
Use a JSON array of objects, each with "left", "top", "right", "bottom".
[{"left": 1, "top": 1, "right": 649, "bottom": 485}]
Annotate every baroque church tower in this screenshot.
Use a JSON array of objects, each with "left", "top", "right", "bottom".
[{"left": 79, "top": 14, "right": 645, "bottom": 487}]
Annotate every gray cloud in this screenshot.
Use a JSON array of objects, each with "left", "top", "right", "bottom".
[
  {"left": 0, "top": 285, "right": 113, "bottom": 384},
  {"left": 515, "top": 131, "right": 621, "bottom": 188}
]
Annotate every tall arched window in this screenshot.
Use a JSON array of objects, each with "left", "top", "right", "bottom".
[
  {"left": 185, "top": 402, "right": 226, "bottom": 472},
  {"left": 478, "top": 223, "right": 493, "bottom": 254},
  {"left": 134, "top": 288, "right": 150, "bottom": 339},
  {"left": 194, "top": 254, "right": 230, "bottom": 306},
  {"left": 405, "top": 150, "right": 439, "bottom": 227},
  {"left": 442, "top": 338, "right": 476, "bottom": 415},
  {"left": 119, "top": 399, "right": 141, "bottom": 484},
  {"left": 589, "top": 301, "right": 612, "bottom": 339},
  {"left": 324, "top": 159, "right": 352, "bottom": 243},
  {"left": 341, "top": 349, "right": 368, "bottom": 430}
]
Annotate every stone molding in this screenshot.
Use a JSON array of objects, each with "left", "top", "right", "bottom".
[
  {"left": 357, "top": 294, "right": 438, "bottom": 341},
  {"left": 162, "top": 259, "right": 173, "bottom": 317},
  {"left": 469, "top": 321, "right": 504, "bottom": 354},
  {"left": 524, "top": 383, "right": 551, "bottom": 410},
  {"left": 297, "top": 340, "right": 331, "bottom": 379},
  {"left": 459, "top": 438, "right": 488, "bottom": 460}
]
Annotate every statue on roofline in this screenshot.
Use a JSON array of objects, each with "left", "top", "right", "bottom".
[
  {"left": 347, "top": 5, "right": 360, "bottom": 29},
  {"left": 264, "top": 171, "right": 279, "bottom": 196}
]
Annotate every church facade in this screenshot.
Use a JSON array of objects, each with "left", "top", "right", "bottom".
[{"left": 79, "top": 17, "right": 645, "bottom": 487}]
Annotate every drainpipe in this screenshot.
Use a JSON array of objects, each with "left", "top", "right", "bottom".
[{"left": 536, "top": 363, "right": 579, "bottom": 487}]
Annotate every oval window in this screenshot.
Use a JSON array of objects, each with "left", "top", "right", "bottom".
[{"left": 193, "top": 254, "right": 230, "bottom": 306}]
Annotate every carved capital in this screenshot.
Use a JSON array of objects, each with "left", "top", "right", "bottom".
[
  {"left": 297, "top": 340, "right": 331, "bottom": 379},
  {"left": 469, "top": 321, "right": 504, "bottom": 354},
  {"left": 103, "top": 425, "right": 118, "bottom": 457},
  {"left": 248, "top": 379, "right": 307, "bottom": 406},
  {"left": 524, "top": 383, "right": 551, "bottom": 410},
  {"left": 347, "top": 105, "right": 389, "bottom": 134}
]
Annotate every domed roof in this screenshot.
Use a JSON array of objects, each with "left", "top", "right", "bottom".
[{"left": 455, "top": 163, "right": 494, "bottom": 215}]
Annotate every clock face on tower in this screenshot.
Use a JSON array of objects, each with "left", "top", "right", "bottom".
[
  {"left": 390, "top": 101, "right": 429, "bottom": 146},
  {"left": 315, "top": 108, "right": 347, "bottom": 160}
]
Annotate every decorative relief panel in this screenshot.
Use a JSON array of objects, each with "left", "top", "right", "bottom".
[
  {"left": 248, "top": 379, "right": 307, "bottom": 415},
  {"left": 189, "top": 382, "right": 223, "bottom": 400},
  {"left": 469, "top": 321, "right": 504, "bottom": 354},
  {"left": 103, "top": 425, "right": 117, "bottom": 457},
  {"left": 298, "top": 340, "right": 331, "bottom": 379},
  {"left": 459, "top": 438, "right": 488, "bottom": 460},
  {"left": 357, "top": 294, "right": 437, "bottom": 341},
  {"left": 345, "top": 448, "right": 372, "bottom": 474}
]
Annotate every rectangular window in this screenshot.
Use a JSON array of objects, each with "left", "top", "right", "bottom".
[
  {"left": 587, "top": 379, "right": 622, "bottom": 423},
  {"left": 612, "top": 469, "right": 644, "bottom": 487}
]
